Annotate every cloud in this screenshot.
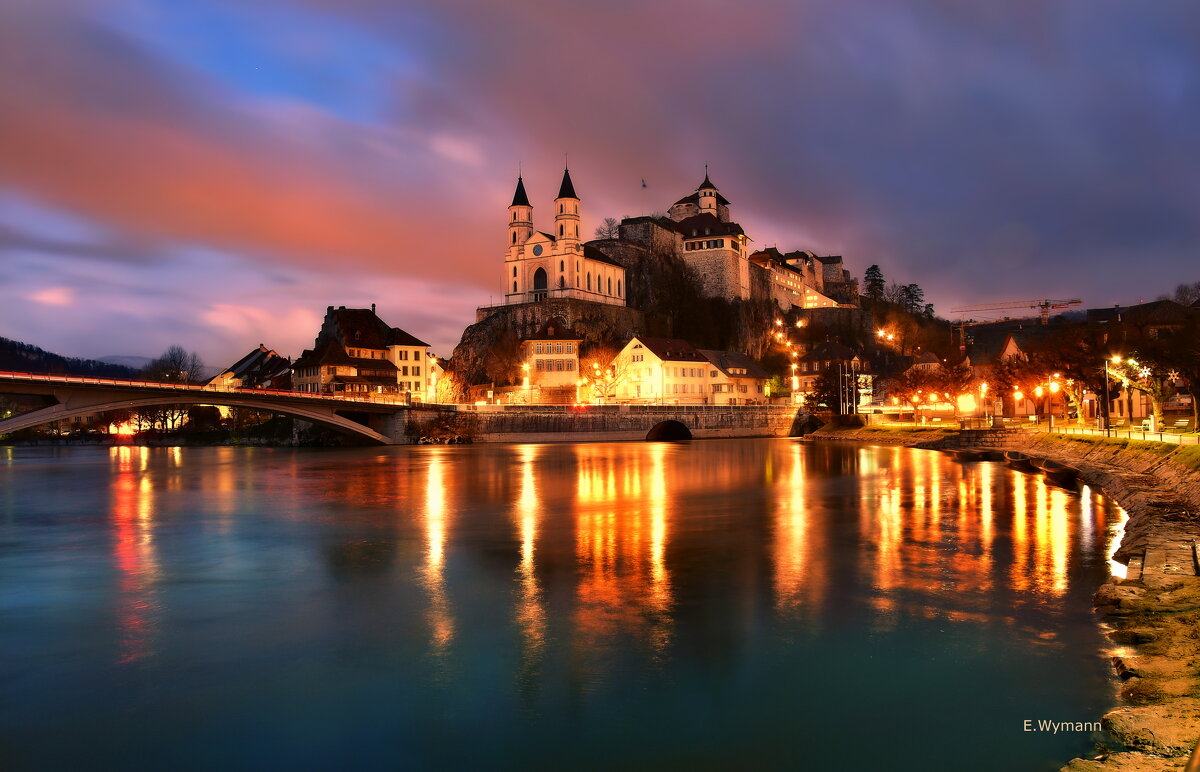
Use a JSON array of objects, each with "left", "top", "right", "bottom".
[
  {"left": 1, "top": 0, "right": 1198, "bottom": 364},
  {"left": 29, "top": 287, "right": 74, "bottom": 306}
]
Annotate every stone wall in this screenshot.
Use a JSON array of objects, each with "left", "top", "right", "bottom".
[
  {"left": 475, "top": 297, "right": 646, "bottom": 340},
  {"left": 461, "top": 404, "right": 805, "bottom": 442}
]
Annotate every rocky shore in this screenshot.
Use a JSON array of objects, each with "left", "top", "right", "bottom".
[{"left": 811, "top": 426, "right": 1200, "bottom": 770}]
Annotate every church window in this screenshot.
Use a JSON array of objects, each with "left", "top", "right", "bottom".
[
  {"left": 617, "top": 280, "right": 622, "bottom": 297},
  {"left": 513, "top": 266, "right": 517, "bottom": 277},
  {"left": 560, "top": 260, "right": 564, "bottom": 272},
  {"left": 512, "top": 232, "right": 516, "bottom": 244},
  {"left": 574, "top": 225, "right": 578, "bottom": 237},
  {"left": 607, "top": 277, "right": 612, "bottom": 295},
  {"left": 559, "top": 224, "right": 564, "bottom": 237},
  {"left": 559, "top": 276, "right": 565, "bottom": 288},
  {"left": 587, "top": 273, "right": 591, "bottom": 290},
  {"left": 512, "top": 212, "right": 517, "bottom": 221},
  {"left": 559, "top": 204, "right": 563, "bottom": 214},
  {"left": 513, "top": 281, "right": 518, "bottom": 292}
]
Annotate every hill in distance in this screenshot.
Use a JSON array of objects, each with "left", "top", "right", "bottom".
[{"left": 0, "top": 337, "right": 140, "bottom": 379}]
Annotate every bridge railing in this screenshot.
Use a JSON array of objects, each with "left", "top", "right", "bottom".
[{"left": 0, "top": 370, "right": 432, "bottom": 407}]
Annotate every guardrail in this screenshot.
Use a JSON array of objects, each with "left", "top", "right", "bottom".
[
  {"left": 1044, "top": 424, "right": 1200, "bottom": 446},
  {"left": 0, "top": 371, "right": 436, "bottom": 408}
]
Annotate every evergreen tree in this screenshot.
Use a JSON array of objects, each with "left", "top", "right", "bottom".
[{"left": 864, "top": 265, "right": 885, "bottom": 302}]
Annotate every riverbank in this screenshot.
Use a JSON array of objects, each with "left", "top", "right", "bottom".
[{"left": 811, "top": 425, "right": 1200, "bottom": 770}]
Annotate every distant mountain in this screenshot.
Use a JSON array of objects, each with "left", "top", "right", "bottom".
[
  {"left": 97, "top": 355, "right": 154, "bottom": 370},
  {"left": 0, "top": 337, "right": 140, "bottom": 378}
]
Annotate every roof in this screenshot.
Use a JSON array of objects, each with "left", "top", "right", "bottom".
[
  {"left": 816, "top": 254, "right": 844, "bottom": 264},
  {"left": 511, "top": 176, "right": 531, "bottom": 207},
  {"left": 1086, "top": 299, "right": 1192, "bottom": 326},
  {"left": 800, "top": 341, "right": 860, "bottom": 363},
  {"left": 631, "top": 336, "right": 705, "bottom": 362},
  {"left": 557, "top": 167, "right": 578, "bottom": 199},
  {"left": 582, "top": 243, "right": 621, "bottom": 267},
  {"left": 672, "top": 190, "right": 731, "bottom": 207},
  {"left": 697, "top": 349, "right": 769, "bottom": 380},
  {"left": 523, "top": 317, "right": 583, "bottom": 342},
  {"left": 326, "top": 307, "right": 430, "bottom": 349},
  {"left": 534, "top": 230, "right": 557, "bottom": 242},
  {"left": 673, "top": 213, "right": 745, "bottom": 239},
  {"left": 698, "top": 171, "right": 716, "bottom": 190},
  {"left": 293, "top": 339, "right": 352, "bottom": 370}
]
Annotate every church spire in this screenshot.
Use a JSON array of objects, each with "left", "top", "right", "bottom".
[
  {"left": 698, "top": 164, "right": 716, "bottom": 191},
  {"left": 511, "top": 175, "right": 532, "bottom": 207},
  {"left": 557, "top": 167, "right": 578, "bottom": 200}
]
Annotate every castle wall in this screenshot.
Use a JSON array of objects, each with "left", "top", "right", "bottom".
[
  {"left": 476, "top": 297, "right": 646, "bottom": 341},
  {"left": 683, "top": 249, "right": 749, "bottom": 301}
]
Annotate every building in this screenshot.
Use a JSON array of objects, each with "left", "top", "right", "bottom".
[
  {"left": 796, "top": 341, "right": 864, "bottom": 400},
  {"left": 521, "top": 317, "right": 583, "bottom": 388},
  {"left": 696, "top": 349, "right": 770, "bottom": 405},
  {"left": 608, "top": 336, "right": 768, "bottom": 405},
  {"left": 208, "top": 344, "right": 291, "bottom": 390},
  {"left": 503, "top": 169, "right": 626, "bottom": 307},
  {"left": 291, "top": 305, "right": 435, "bottom": 401}
]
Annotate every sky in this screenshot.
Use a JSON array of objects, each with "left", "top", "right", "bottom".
[{"left": 1, "top": 0, "right": 1198, "bottom": 367}]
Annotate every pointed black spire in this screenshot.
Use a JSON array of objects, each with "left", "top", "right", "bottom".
[
  {"left": 699, "top": 164, "right": 716, "bottom": 191},
  {"left": 557, "top": 167, "right": 578, "bottom": 200},
  {"left": 511, "top": 175, "right": 531, "bottom": 207}
]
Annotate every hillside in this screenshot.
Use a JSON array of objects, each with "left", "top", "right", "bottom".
[{"left": 0, "top": 337, "right": 140, "bottom": 378}]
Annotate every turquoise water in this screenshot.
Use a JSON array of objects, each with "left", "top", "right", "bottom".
[{"left": 0, "top": 440, "right": 1123, "bottom": 770}]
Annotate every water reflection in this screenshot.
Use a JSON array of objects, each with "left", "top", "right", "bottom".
[
  {"left": 421, "top": 448, "right": 454, "bottom": 667},
  {"left": 2, "top": 440, "right": 1130, "bottom": 770},
  {"left": 108, "top": 447, "right": 161, "bottom": 665}
]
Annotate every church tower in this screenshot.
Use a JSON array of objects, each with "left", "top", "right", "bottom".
[
  {"left": 554, "top": 167, "right": 580, "bottom": 250},
  {"left": 508, "top": 175, "right": 533, "bottom": 260},
  {"left": 697, "top": 168, "right": 719, "bottom": 218}
]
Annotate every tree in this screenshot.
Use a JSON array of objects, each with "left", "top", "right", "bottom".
[
  {"left": 594, "top": 217, "right": 620, "bottom": 239},
  {"left": 922, "top": 303, "right": 935, "bottom": 319},
  {"left": 898, "top": 284, "right": 925, "bottom": 315},
  {"left": 1162, "top": 280, "right": 1200, "bottom": 306},
  {"left": 863, "top": 265, "right": 885, "bottom": 303},
  {"left": 143, "top": 345, "right": 205, "bottom": 384}
]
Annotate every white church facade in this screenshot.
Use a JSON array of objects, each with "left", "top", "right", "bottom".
[{"left": 503, "top": 169, "right": 626, "bottom": 308}]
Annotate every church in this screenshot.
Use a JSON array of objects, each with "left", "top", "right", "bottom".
[{"left": 503, "top": 168, "right": 626, "bottom": 307}]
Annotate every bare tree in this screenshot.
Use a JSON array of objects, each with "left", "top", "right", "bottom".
[
  {"left": 593, "top": 217, "right": 620, "bottom": 239},
  {"left": 143, "top": 345, "right": 206, "bottom": 384}
]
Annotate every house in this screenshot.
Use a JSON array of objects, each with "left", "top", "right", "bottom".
[
  {"left": 291, "top": 305, "right": 434, "bottom": 401},
  {"left": 796, "top": 341, "right": 863, "bottom": 399},
  {"left": 521, "top": 317, "right": 583, "bottom": 388},
  {"left": 609, "top": 336, "right": 712, "bottom": 404},
  {"left": 697, "top": 349, "right": 770, "bottom": 405},
  {"left": 208, "top": 344, "right": 291, "bottom": 390}
]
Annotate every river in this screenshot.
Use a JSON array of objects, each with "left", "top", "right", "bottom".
[{"left": 0, "top": 439, "right": 1124, "bottom": 771}]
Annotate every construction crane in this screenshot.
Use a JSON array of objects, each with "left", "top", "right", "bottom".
[{"left": 949, "top": 298, "right": 1082, "bottom": 325}]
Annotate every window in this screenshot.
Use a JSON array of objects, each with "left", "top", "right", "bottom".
[
  {"left": 559, "top": 224, "right": 564, "bottom": 237},
  {"left": 512, "top": 232, "right": 516, "bottom": 244},
  {"left": 617, "top": 280, "right": 621, "bottom": 297},
  {"left": 560, "top": 260, "right": 565, "bottom": 272},
  {"left": 555, "top": 360, "right": 564, "bottom": 371},
  {"left": 536, "top": 343, "right": 543, "bottom": 354},
  {"left": 414, "top": 366, "right": 420, "bottom": 376},
  {"left": 587, "top": 274, "right": 592, "bottom": 290},
  {"left": 555, "top": 343, "right": 563, "bottom": 354},
  {"left": 566, "top": 343, "right": 574, "bottom": 353},
  {"left": 402, "top": 366, "right": 409, "bottom": 376},
  {"left": 536, "top": 360, "right": 544, "bottom": 371},
  {"left": 559, "top": 204, "right": 563, "bottom": 214},
  {"left": 513, "top": 266, "right": 517, "bottom": 277},
  {"left": 566, "top": 360, "right": 574, "bottom": 371},
  {"left": 513, "top": 281, "right": 518, "bottom": 292},
  {"left": 608, "top": 277, "right": 612, "bottom": 295}
]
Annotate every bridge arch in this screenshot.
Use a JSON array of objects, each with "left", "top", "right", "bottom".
[
  {"left": 645, "top": 420, "right": 692, "bottom": 442},
  {"left": 0, "top": 393, "right": 393, "bottom": 444}
]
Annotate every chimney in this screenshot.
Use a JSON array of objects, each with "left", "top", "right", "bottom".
[{"left": 371, "top": 303, "right": 376, "bottom": 314}]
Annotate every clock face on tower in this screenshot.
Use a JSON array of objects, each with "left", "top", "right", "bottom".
[{"left": 532, "top": 245, "right": 543, "bottom": 256}]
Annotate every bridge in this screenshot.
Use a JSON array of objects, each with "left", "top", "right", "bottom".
[{"left": 0, "top": 371, "right": 809, "bottom": 444}]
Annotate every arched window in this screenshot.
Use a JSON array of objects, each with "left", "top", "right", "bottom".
[
  {"left": 511, "top": 232, "right": 516, "bottom": 244},
  {"left": 559, "top": 204, "right": 563, "bottom": 214},
  {"left": 617, "top": 280, "right": 622, "bottom": 297},
  {"left": 559, "top": 224, "right": 564, "bottom": 237},
  {"left": 560, "top": 260, "right": 564, "bottom": 272},
  {"left": 608, "top": 277, "right": 612, "bottom": 295},
  {"left": 513, "top": 266, "right": 517, "bottom": 277},
  {"left": 559, "top": 276, "right": 565, "bottom": 288},
  {"left": 586, "top": 273, "right": 591, "bottom": 291},
  {"left": 513, "top": 281, "right": 517, "bottom": 292},
  {"left": 574, "top": 225, "right": 578, "bottom": 237},
  {"left": 533, "top": 267, "right": 547, "bottom": 291},
  {"left": 512, "top": 212, "right": 516, "bottom": 221}
]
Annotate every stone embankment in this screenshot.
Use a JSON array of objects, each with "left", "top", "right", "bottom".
[{"left": 811, "top": 426, "right": 1200, "bottom": 771}]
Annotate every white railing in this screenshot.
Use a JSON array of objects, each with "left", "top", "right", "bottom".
[{"left": 0, "top": 370, "right": 435, "bottom": 407}]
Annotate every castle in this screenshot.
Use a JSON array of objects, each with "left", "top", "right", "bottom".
[{"left": 495, "top": 167, "right": 858, "bottom": 314}]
